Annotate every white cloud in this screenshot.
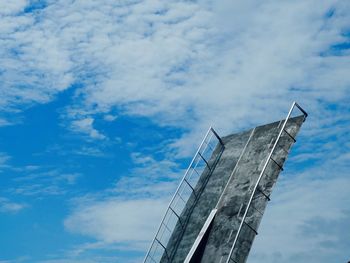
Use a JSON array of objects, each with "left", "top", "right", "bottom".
[
  {"left": 0, "top": 0, "right": 28, "bottom": 15},
  {"left": 249, "top": 150, "right": 350, "bottom": 263},
  {"left": 0, "top": 152, "right": 12, "bottom": 172},
  {"left": 64, "top": 152, "right": 181, "bottom": 253},
  {"left": 12, "top": 170, "right": 81, "bottom": 196},
  {"left": 112, "top": 152, "right": 182, "bottom": 197},
  {"left": 0, "top": 1, "right": 73, "bottom": 120},
  {"left": 0, "top": 118, "right": 12, "bottom": 127},
  {"left": 0, "top": 152, "right": 11, "bottom": 165},
  {"left": 103, "top": 114, "right": 118, "bottom": 122},
  {"left": 1, "top": 0, "right": 349, "bottom": 146},
  {"left": 45, "top": 1, "right": 349, "bottom": 259},
  {"left": 66, "top": 0, "right": 349, "bottom": 140},
  {"left": 71, "top": 118, "right": 106, "bottom": 140},
  {"left": 0, "top": 256, "right": 30, "bottom": 263},
  {"left": 65, "top": 198, "right": 167, "bottom": 246},
  {"left": 0, "top": 197, "right": 26, "bottom": 213},
  {"left": 72, "top": 146, "right": 106, "bottom": 157},
  {"left": 0, "top": 0, "right": 349, "bottom": 261}
]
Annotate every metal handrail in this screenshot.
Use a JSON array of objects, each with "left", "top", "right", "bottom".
[
  {"left": 144, "top": 127, "right": 224, "bottom": 263},
  {"left": 225, "top": 101, "right": 308, "bottom": 263}
]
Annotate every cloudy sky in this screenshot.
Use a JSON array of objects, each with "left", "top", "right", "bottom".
[{"left": 0, "top": 0, "right": 349, "bottom": 262}]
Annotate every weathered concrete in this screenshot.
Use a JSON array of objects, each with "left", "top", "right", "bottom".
[
  {"left": 161, "top": 130, "right": 252, "bottom": 262},
  {"left": 161, "top": 116, "right": 305, "bottom": 263}
]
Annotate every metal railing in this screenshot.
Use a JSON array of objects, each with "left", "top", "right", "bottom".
[
  {"left": 226, "top": 101, "right": 308, "bottom": 263},
  {"left": 144, "top": 127, "right": 224, "bottom": 263}
]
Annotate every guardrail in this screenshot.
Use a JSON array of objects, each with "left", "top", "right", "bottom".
[
  {"left": 144, "top": 127, "right": 224, "bottom": 263},
  {"left": 226, "top": 101, "right": 308, "bottom": 263}
]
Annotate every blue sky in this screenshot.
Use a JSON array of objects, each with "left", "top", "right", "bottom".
[{"left": 0, "top": 0, "right": 349, "bottom": 262}]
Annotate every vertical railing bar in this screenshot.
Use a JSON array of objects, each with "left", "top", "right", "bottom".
[
  {"left": 155, "top": 237, "right": 170, "bottom": 259},
  {"left": 198, "top": 152, "right": 212, "bottom": 171},
  {"left": 150, "top": 255, "right": 157, "bottom": 263},
  {"left": 169, "top": 207, "right": 182, "bottom": 222},
  {"left": 187, "top": 168, "right": 200, "bottom": 184},
  {"left": 177, "top": 193, "right": 187, "bottom": 204},
  {"left": 243, "top": 221, "right": 258, "bottom": 235},
  {"left": 283, "top": 128, "right": 297, "bottom": 142},
  {"left": 193, "top": 168, "right": 200, "bottom": 176},
  {"left": 207, "top": 131, "right": 215, "bottom": 145},
  {"left": 257, "top": 187, "right": 271, "bottom": 201},
  {"left": 151, "top": 240, "right": 160, "bottom": 260},
  {"left": 157, "top": 219, "right": 170, "bottom": 248},
  {"left": 211, "top": 127, "right": 224, "bottom": 145},
  {"left": 183, "top": 178, "right": 196, "bottom": 194},
  {"left": 162, "top": 210, "right": 176, "bottom": 241},
  {"left": 204, "top": 140, "right": 215, "bottom": 152},
  {"left": 186, "top": 169, "right": 195, "bottom": 183},
  {"left": 198, "top": 132, "right": 214, "bottom": 158},
  {"left": 225, "top": 102, "right": 300, "bottom": 263},
  {"left": 294, "top": 101, "right": 308, "bottom": 118},
  {"left": 187, "top": 168, "right": 199, "bottom": 183},
  {"left": 150, "top": 241, "right": 161, "bottom": 262},
  {"left": 269, "top": 157, "right": 284, "bottom": 171},
  {"left": 199, "top": 132, "right": 214, "bottom": 163},
  {"left": 162, "top": 221, "right": 173, "bottom": 233},
  {"left": 147, "top": 252, "right": 158, "bottom": 263}
]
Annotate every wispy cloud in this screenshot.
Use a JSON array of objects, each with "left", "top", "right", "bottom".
[
  {"left": 0, "top": 256, "right": 30, "bottom": 263},
  {"left": 0, "top": 152, "right": 12, "bottom": 172},
  {"left": 0, "top": 0, "right": 27, "bottom": 15},
  {"left": 0, "top": 152, "right": 11, "bottom": 165},
  {"left": 72, "top": 146, "right": 106, "bottom": 157},
  {"left": 0, "top": 0, "right": 348, "bottom": 147},
  {"left": 103, "top": 114, "right": 118, "bottom": 122},
  {"left": 64, "top": 152, "right": 182, "bottom": 255},
  {"left": 249, "top": 142, "right": 350, "bottom": 263},
  {"left": 112, "top": 152, "right": 182, "bottom": 198},
  {"left": 0, "top": 0, "right": 73, "bottom": 118},
  {"left": 0, "top": 0, "right": 349, "bottom": 262},
  {"left": 65, "top": 198, "right": 167, "bottom": 247},
  {"left": 0, "top": 197, "right": 26, "bottom": 213},
  {"left": 70, "top": 118, "right": 106, "bottom": 140},
  {"left": 0, "top": 118, "right": 12, "bottom": 127},
  {"left": 11, "top": 169, "right": 80, "bottom": 196}
]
